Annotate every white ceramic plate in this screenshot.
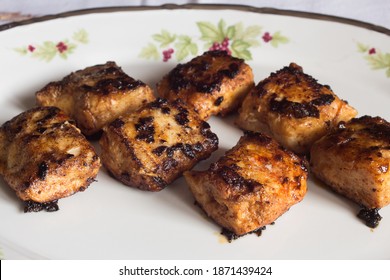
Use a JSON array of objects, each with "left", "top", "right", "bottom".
[{"left": 0, "top": 5, "right": 389, "bottom": 260}]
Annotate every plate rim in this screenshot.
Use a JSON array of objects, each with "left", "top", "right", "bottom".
[
  {"left": 0, "top": 3, "right": 389, "bottom": 36},
  {"left": 0, "top": 3, "right": 389, "bottom": 260}
]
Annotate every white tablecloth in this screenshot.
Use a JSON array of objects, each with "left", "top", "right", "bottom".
[{"left": 1, "top": 0, "right": 389, "bottom": 29}]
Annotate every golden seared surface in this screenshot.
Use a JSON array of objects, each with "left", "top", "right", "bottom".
[
  {"left": 157, "top": 50, "right": 254, "bottom": 120},
  {"left": 311, "top": 116, "right": 390, "bottom": 209},
  {"left": 0, "top": 107, "right": 100, "bottom": 204},
  {"left": 36, "top": 61, "right": 155, "bottom": 136},
  {"left": 237, "top": 63, "right": 357, "bottom": 154},
  {"left": 184, "top": 131, "right": 308, "bottom": 236},
  {"left": 100, "top": 98, "right": 218, "bottom": 192}
]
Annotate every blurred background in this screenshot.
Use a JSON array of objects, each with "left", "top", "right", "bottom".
[{"left": 1, "top": 0, "right": 389, "bottom": 29}]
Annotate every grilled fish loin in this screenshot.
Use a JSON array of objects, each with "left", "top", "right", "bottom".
[
  {"left": 99, "top": 98, "right": 219, "bottom": 191},
  {"left": 184, "top": 131, "right": 308, "bottom": 236},
  {"left": 0, "top": 107, "right": 101, "bottom": 203},
  {"left": 157, "top": 50, "right": 254, "bottom": 120},
  {"left": 237, "top": 63, "right": 357, "bottom": 154},
  {"left": 310, "top": 116, "right": 390, "bottom": 209},
  {"left": 36, "top": 61, "right": 155, "bottom": 136}
]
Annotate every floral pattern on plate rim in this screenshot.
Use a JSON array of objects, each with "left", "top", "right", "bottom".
[
  {"left": 14, "top": 29, "right": 89, "bottom": 62},
  {"left": 139, "top": 19, "right": 289, "bottom": 62},
  {"left": 357, "top": 43, "right": 390, "bottom": 77}
]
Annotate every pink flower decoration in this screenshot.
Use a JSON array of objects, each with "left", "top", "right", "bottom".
[
  {"left": 162, "top": 48, "right": 174, "bottom": 62},
  {"left": 368, "top": 48, "right": 376, "bottom": 55},
  {"left": 28, "top": 45, "right": 35, "bottom": 52},
  {"left": 56, "top": 42, "right": 68, "bottom": 53},
  {"left": 262, "top": 32, "right": 273, "bottom": 43}
]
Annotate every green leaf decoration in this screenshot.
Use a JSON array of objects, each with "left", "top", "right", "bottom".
[
  {"left": 139, "top": 43, "right": 160, "bottom": 60},
  {"left": 270, "top": 31, "right": 289, "bottom": 47},
  {"left": 0, "top": 246, "right": 4, "bottom": 260},
  {"left": 72, "top": 29, "right": 89, "bottom": 44},
  {"left": 231, "top": 40, "right": 252, "bottom": 60},
  {"left": 365, "top": 52, "right": 390, "bottom": 69},
  {"left": 152, "top": 29, "right": 176, "bottom": 48},
  {"left": 218, "top": 19, "right": 227, "bottom": 39},
  {"left": 14, "top": 29, "right": 89, "bottom": 62},
  {"left": 140, "top": 18, "right": 289, "bottom": 62},
  {"left": 32, "top": 41, "right": 57, "bottom": 62},
  {"left": 233, "top": 22, "right": 244, "bottom": 40},
  {"left": 243, "top": 25, "right": 263, "bottom": 40},
  {"left": 358, "top": 44, "right": 390, "bottom": 78},
  {"left": 357, "top": 42, "right": 369, "bottom": 53},
  {"left": 175, "top": 35, "right": 198, "bottom": 61},
  {"left": 234, "top": 24, "right": 262, "bottom": 41},
  {"left": 226, "top": 26, "right": 236, "bottom": 39},
  {"left": 14, "top": 47, "right": 28, "bottom": 55},
  {"left": 197, "top": 21, "right": 223, "bottom": 43}
]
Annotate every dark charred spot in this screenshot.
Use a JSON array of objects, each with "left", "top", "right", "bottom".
[
  {"left": 92, "top": 155, "right": 100, "bottom": 162},
  {"left": 163, "top": 147, "right": 172, "bottom": 158},
  {"left": 149, "top": 98, "right": 172, "bottom": 114},
  {"left": 200, "top": 121, "right": 219, "bottom": 146},
  {"left": 244, "top": 130, "right": 272, "bottom": 144},
  {"left": 274, "top": 154, "right": 283, "bottom": 161},
  {"left": 22, "top": 181, "right": 30, "bottom": 190},
  {"left": 152, "top": 176, "right": 166, "bottom": 188},
  {"left": 120, "top": 172, "right": 131, "bottom": 183},
  {"left": 182, "top": 144, "right": 196, "bottom": 159},
  {"left": 221, "top": 226, "right": 266, "bottom": 243},
  {"left": 252, "top": 80, "right": 269, "bottom": 98},
  {"left": 193, "top": 142, "right": 203, "bottom": 152},
  {"left": 36, "top": 127, "right": 47, "bottom": 134},
  {"left": 86, "top": 177, "right": 97, "bottom": 185},
  {"left": 99, "top": 65, "right": 120, "bottom": 75},
  {"left": 228, "top": 63, "right": 240, "bottom": 78},
  {"left": 153, "top": 142, "right": 205, "bottom": 159},
  {"left": 38, "top": 162, "right": 49, "bottom": 180},
  {"left": 195, "top": 82, "right": 220, "bottom": 93},
  {"left": 167, "top": 51, "right": 243, "bottom": 94},
  {"left": 221, "top": 228, "right": 240, "bottom": 242},
  {"left": 135, "top": 116, "right": 155, "bottom": 143},
  {"left": 270, "top": 95, "right": 320, "bottom": 118},
  {"left": 217, "top": 165, "right": 262, "bottom": 193},
  {"left": 152, "top": 146, "right": 168, "bottom": 156},
  {"left": 175, "top": 110, "right": 189, "bottom": 126},
  {"left": 260, "top": 63, "right": 336, "bottom": 119},
  {"left": 110, "top": 118, "right": 125, "bottom": 129},
  {"left": 200, "top": 121, "right": 210, "bottom": 129},
  {"left": 323, "top": 84, "right": 332, "bottom": 90},
  {"left": 162, "top": 158, "right": 178, "bottom": 171},
  {"left": 88, "top": 77, "right": 144, "bottom": 95},
  {"left": 36, "top": 107, "right": 59, "bottom": 126},
  {"left": 361, "top": 122, "right": 390, "bottom": 143},
  {"left": 161, "top": 107, "right": 171, "bottom": 114},
  {"left": 149, "top": 97, "right": 168, "bottom": 108},
  {"left": 310, "top": 94, "right": 335, "bottom": 106},
  {"left": 24, "top": 200, "right": 59, "bottom": 213},
  {"left": 357, "top": 208, "right": 382, "bottom": 228},
  {"left": 214, "top": 96, "right": 224, "bottom": 106}
]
